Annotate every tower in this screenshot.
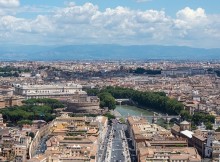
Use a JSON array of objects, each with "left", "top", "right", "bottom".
[{"left": 180, "top": 120, "right": 191, "bottom": 131}]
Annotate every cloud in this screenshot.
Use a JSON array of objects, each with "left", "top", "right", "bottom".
[
  {"left": 0, "top": 16, "right": 29, "bottom": 32},
  {"left": 176, "top": 7, "right": 206, "bottom": 20},
  {"left": 173, "top": 7, "right": 211, "bottom": 42},
  {"left": 0, "top": 0, "right": 20, "bottom": 8},
  {"left": 0, "top": 3, "right": 220, "bottom": 48},
  {"left": 54, "top": 2, "right": 99, "bottom": 24},
  {"left": 0, "top": 0, "right": 20, "bottom": 16}
]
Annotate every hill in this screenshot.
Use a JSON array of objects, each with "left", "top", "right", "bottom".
[{"left": 0, "top": 44, "right": 219, "bottom": 61}]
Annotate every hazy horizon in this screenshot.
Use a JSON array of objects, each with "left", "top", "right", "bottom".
[{"left": 0, "top": 44, "right": 219, "bottom": 61}]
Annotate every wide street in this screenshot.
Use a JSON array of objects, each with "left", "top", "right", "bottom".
[
  {"left": 35, "top": 135, "right": 48, "bottom": 156},
  {"left": 109, "top": 120, "right": 130, "bottom": 162}
]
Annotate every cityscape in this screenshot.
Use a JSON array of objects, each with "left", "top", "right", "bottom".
[
  {"left": 0, "top": 61, "right": 219, "bottom": 162},
  {"left": 0, "top": 0, "right": 220, "bottom": 162}
]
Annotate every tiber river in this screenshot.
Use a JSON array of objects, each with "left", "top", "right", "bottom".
[
  {"left": 115, "top": 105, "right": 153, "bottom": 116},
  {"left": 115, "top": 105, "right": 167, "bottom": 126}
]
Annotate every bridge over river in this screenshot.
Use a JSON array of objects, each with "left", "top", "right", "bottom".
[
  {"left": 115, "top": 105, "right": 180, "bottom": 124},
  {"left": 115, "top": 98, "right": 130, "bottom": 105}
]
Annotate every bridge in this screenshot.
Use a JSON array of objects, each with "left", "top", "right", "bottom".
[
  {"left": 115, "top": 99, "right": 130, "bottom": 105},
  {"left": 148, "top": 113, "right": 181, "bottom": 124},
  {"left": 119, "top": 112, "right": 180, "bottom": 124}
]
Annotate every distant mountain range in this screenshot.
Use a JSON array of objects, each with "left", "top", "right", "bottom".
[{"left": 0, "top": 44, "right": 219, "bottom": 61}]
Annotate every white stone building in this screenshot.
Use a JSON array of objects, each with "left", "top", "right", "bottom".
[{"left": 14, "top": 83, "right": 86, "bottom": 99}]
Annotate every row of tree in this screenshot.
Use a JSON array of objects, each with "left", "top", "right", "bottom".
[
  {"left": 129, "top": 67, "right": 161, "bottom": 75},
  {"left": 22, "top": 98, "right": 65, "bottom": 108},
  {"left": 0, "top": 72, "right": 20, "bottom": 77},
  {"left": 87, "top": 87, "right": 216, "bottom": 128},
  {"left": 87, "top": 86, "right": 183, "bottom": 115},
  {"left": 0, "top": 66, "right": 30, "bottom": 73},
  {"left": 87, "top": 87, "right": 215, "bottom": 129},
  {"left": 215, "top": 70, "right": 220, "bottom": 77},
  {"left": 0, "top": 66, "right": 30, "bottom": 77}
]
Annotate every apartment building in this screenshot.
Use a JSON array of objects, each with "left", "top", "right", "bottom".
[
  {"left": 127, "top": 116, "right": 193, "bottom": 161},
  {"left": 138, "top": 147, "right": 201, "bottom": 162},
  {"left": 28, "top": 114, "right": 108, "bottom": 162}
]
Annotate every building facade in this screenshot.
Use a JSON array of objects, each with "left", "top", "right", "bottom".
[{"left": 14, "top": 83, "right": 86, "bottom": 99}]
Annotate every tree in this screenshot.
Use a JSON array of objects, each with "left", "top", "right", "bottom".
[
  {"left": 13, "top": 72, "right": 20, "bottom": 77},
  {"left": 87, "top": 86, "right": 186, "bottom": 115},
  {"left": 180, "top": 110, "right": 192, "bottom": 121},
  {"left": 104, "top": 112, "right": 116, "bottom": 120},
  {"left": 98, "top": 92, "right": 116, "bottom": 110},
  {"left": 134, "top": 67, "right": 146, "bottom": 74},
  {"left": 215, "top": 127, "right": 220, "bottom": 132},
  {"left": 86, "top": 88, "right": 100, "bottom": 96},
  {"left": 29, "top": 132, "right": 35, "bottom": 139},
  {"left": 205, "top": 122, "right": 213, "bottom": 130},
  {"left": 191, "top": 112, "right": 215, "bottom": 126},
  {"left": 17, "top": 120, "right": 32, "bottom": 126},
  {"left": 0, "top": 98, "right": 60, "bottom": 125}
]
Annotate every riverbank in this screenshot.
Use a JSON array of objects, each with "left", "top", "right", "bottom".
[
  {"left": 115, "top": 105, "right": 173, "bottom": 128},
  {"left": 115, "top": 105, "right": 154, "bottom": 117},
  {"left": 119, "top": 101, "right": 167, "bottom": 116},
  {"left": 110, "top": 109, "right": 122, "bottom": 117}
]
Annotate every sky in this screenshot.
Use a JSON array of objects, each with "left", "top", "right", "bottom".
[{"left": 0, "top": 0, "right": 220, "bottom": 48}]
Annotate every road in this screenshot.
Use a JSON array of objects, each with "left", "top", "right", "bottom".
[
  {"left": 35, "top": 135, "right": 48, "bottom": 155},
  {"left": 109, "top": 120, "right": 131, "bottom": 162}
]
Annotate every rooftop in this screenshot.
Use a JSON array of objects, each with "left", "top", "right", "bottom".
[{"left": 180, "top": 130, "right": 194, "bottom": 138}]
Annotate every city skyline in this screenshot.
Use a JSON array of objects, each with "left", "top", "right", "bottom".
[
  {"left": 0, "top": 0, "right": 220, "bottom": 48},
  {"left": 0, "top": 1, "right": 219, "bottom": 161}
]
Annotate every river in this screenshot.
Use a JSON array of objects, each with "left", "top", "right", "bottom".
[
  {"left": 115, "top": 105, "right": 155, "bottom": 122},
  {"left": 115, "top": 105, "right": 153, "bottom": 117},
  {"left": 115, "top": 105, "right": 167, "bottom": 126}
]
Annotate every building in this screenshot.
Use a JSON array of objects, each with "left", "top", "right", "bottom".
[
  {"left": 212, "top": 140, "right": 220, "bottom": 161},
  {"left": 66, "top": 95, "right": 100, "bottom": 113},
  {"left": 171, "top": 121, "right": 211, "bottom": 158},
  {"left": 12, "top": 144, "right": 27, "bottom": 162},
  {"left": 28, "top": 114, "right": 108, "bottom": 162},
  {"left": 14, "top": 83, "right": 86, "bottom": 99},
  {"left": 0, "top": 114, "right": 6, "bottom": 128},
  {"left": 0, "top": 95, "right": 24, "bottom": 108},
  {"left": 127, "top": 116, "right": 149, "bottom": 152},
  {"left": 127, "top": 116, "right": 187, "bottom": 154},
  {"left": 127, "top": 116, "right": 202, "bottom": 162},
  {"left": 0, "top": 127, "right": 32, "bottom": 162},
  {"left": 138, "top": 147, "right": 201, "bottom": 162}
]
